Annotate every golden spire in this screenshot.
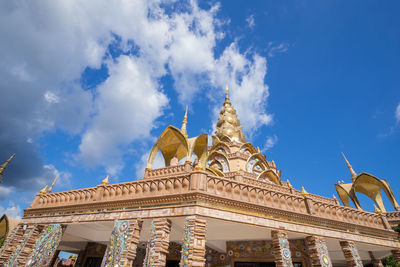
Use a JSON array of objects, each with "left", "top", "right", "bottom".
[
  {"left": 102, "top": 175, "right": 109, "bottom": 185},
  {"left": 0, "top": 154, "right": 15, "bottom": 183},
  {"left": 341, "top": 152, "right": 357, "bottom": 181},
  {"left": 47, "top": 176, "right": 58, "bottom": 193},
  {"left": 215, "top": 86, "right": 246, "bottom": 143},
  {"left": 301, "top": 186, "right": 309, "bottom": 197},
  {"left": 333, "top": 194, "right": 337, "bottom": 201},
  {"left": 40, "top": 185, "right": 48, "bottom": 194},
  {"left": 286, "top": 179, "right": 293, "bottom": 189},
  {"left": 181, "top": 105, "right": 188, "bottom": 138},
  {"left": 374, "top": 204, "right": 382, "bottom": 214}
]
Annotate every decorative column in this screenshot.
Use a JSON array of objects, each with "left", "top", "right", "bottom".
[
  {"left": 0, "top": 224, "right": 45, "bottom": 266},
  {"left": 368, "top": 251, "right": 383, "bottom": 267},
  {"left": 102, "top": 219, "right": 143, "bottom": 267},
  {"left": 143, "top": 218, "right": 171, "bottom": 267},
  {"left": 340, "top": 241, "right": 363, "bottom": 267},
  {"left": 180, "top": 216, "right": 207, "bottom": 267},
  {"left": 305, "top": 236, "right": 332, "bottom": 267},
  {"left": 392, "top": 250, "right": 400, "bottom": 265},
  {"left": 25, "top": 224, "right": 64, "bottom": 266},
  {"left": 271, "top": 230, "right": 293, "bottom": 267}
]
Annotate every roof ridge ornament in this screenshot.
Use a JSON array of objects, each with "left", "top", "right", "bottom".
[
  {"left": 47, "top": 176, "right": 58, "bottom": 193},
  {"left": 0, "top": 154, "right": 15, "bottom": 183},
  {"left": 102, "top": 175, "right": 109, "bottom": 185},
  {"left": 181, "top": 105, "right": 188, "bottom": 138},
  {"left": 40, "top": 185, "right": 48, "bottom": 194},
  {"left": 341, "top": 152, "right": 357, "bottom": 181}
]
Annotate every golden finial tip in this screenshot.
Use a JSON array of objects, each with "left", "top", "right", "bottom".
[
  {"left": 333, "top": 194, "right": 337, "bottom": 200},
  {"left": 374, "top": 204, "right": 382, "bottom": 214},
  {"left": 102, "top": 175, "right": 109, "bottom": 185},
  {"left": 40, "top": 185, "right": 48, "bottom": 194},
  {"left": 225, "top": 85, "right": 229, "bottom": 96},
  {"left": 301, "top": 186, "right": 309, "bottom": 196},
  {"left": 286, "top": 179, "right": 292, "bottom": 189}
]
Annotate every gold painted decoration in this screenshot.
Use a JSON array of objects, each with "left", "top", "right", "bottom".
[
  {"left": 40, "top": 185, "right": 48, "bottom": 194},
  {"left": 0, "top": 154, "right": 15, "bottom": 183},
  {"left": 47, "top": 176, "right": 58, "bottom": 193},
  {"left": 301, "top": 187, "right": 309, "bottom": 196},
  {"left": 215, "top": 86, "right": 246, "bottom": 143},
  {"left": 0, "top": 215, "right": 8, "bottom": 247},
  {"left": 102, "top": 175, "right": 109, "bottom": 185}
]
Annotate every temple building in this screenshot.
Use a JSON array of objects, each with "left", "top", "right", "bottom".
[{"left": 0, "top": 87, "right": 400, "bottom": 267}]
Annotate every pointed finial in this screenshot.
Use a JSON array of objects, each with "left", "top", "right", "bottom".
[
  {"left": 40, "top": 185, "right": 48, "bottom": 194},
  {"left": 374, "top": 204, "right": 382, "bottom": 214},
  {"left": 286, "top": 179, "right": 293, "bottom": 189},
  {"left": 333, "top": 194, "right": 337, "bottom": 201},
  {"left": 301, "top": 186, "right": 309, "bottom": 197},
  {"left": 47, "top": 176, "right": 58, "bottom": 193},
  {"left": 102, "top": 175, "right": 109, "bottom": 185},
  {"left": 225, "top": 85, "right": 229, "bottom": 98},
  {"left": 0, "top": 154, "right": 15, "bottom": 183},
  {"left": 341, "top": 152, "right": 357, "bottom": 181},
  {"left": 181, "top": 105, "right": 188, "bottom": 138},
  {"left": 0, "top": 154, "right": 15, "bottom": 175}
]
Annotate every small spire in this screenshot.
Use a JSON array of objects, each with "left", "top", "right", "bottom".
[
  {"left": 181, "top": 105, "right": 188, "bottom": 138},
  {"left": 341, "top": 152, "right": 357, "bottom": 181},
  {"left": 0, "top": 154, "right": 15, "bottom": 183},
  {"left": 374, "top": 204, "right": 382, "bottom": 214},
  {"left": 286, "top": 179, "right": 293, "bottom": 189},
  {"left": 47, "top": 176, "right": 58, "bottom": 193},
  {"left": 301, "top": 186, "right": 309, "bottom": 197},
  {"left": 225, "top": 85, "right": 229, "bottom": 98},
  {"left": 40, "top": 185, "right": 48, "bottom": 194},
  {"left": 333, "top": 194, "right": 337, "bottom": 201},
  {"left": 102, "top": 175, "right": 109, "bottom": 185}
]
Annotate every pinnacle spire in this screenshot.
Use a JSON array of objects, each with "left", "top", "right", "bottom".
[
  {"left": 341, "top": 152, "right": 357, "bottom": 181},
  {"left": 181, "top": 105, "right": 188, "bottom": 138},
  {"left": 0, "top": 154, "right": 15, "bottom": 183},
  {"left": 48, "top": 175, "right": 58, "bottom": 193},
  {"left": 215, "top": 86, "right": 246, "bottom": 143}
]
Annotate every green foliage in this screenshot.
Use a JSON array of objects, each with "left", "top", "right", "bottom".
[{"left": 382, "top": 255, "right": 398, "bottom": 267}]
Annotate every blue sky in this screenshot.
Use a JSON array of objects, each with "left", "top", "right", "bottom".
[{"left": 0, "top": 0, "right": 399, "bottom": 218}]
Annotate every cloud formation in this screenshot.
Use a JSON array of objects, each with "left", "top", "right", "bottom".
[
  {"left": 0, "top": 0, "right": 273, "bottom": 194},
  {"left": 263, "top": 135, "right": 278, "bottom": 152}
]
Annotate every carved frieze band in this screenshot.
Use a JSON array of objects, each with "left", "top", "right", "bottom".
[
  {"left": 305, "top": 236, "right": 332, "bottom": 267},
  {"left": 271, "top": 230, "right": 293, "bottom": 267},
  {"left": 180, "top": 216, "right": 207, "bottom": 267}
]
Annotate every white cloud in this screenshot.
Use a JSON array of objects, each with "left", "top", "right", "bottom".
[
  {"left": 267, "top": 42, "right": 289, "bottom": 57},
  {"left": 246, "top": 15, "right": 255, "bottom": 29},
  {"left": 263, "top": 135, "right": 278, "bottom": 152},
  {"left": 0, "top": 203, "right": 22, "bottom": 219},
  {"left": 0, "top": 186, "right": 12, "bottom": 201},
  {"left": 1, "top": 0, "right": 273, "bottom": 180},
  {"left": 78, "top": 55, "right": 168, "bottom": 173},
  {"left": 396, "top": 103, "right": 400, "bottom": 123}
]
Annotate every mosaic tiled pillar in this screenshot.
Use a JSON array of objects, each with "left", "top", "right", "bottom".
[
  {"left": 305, "top": 236, "right": 332, "bottom": 267},
  {"left": 25, "top": 224, "right": 64, "bottom": 266},
  {"left": 271, "top": 230, "right": 293, "bottom": 267},
  {"left": 0, "top": 224, "right": 44, "bottom": 266},
  {"left": 143, "top": 218, "right": 171, "bottom": 267},
  {"left": 102, "top": 219, "right": 143, "bottom": 267},
  {"left": 392, "top": 250, "right": 400, "bottom": 265},
  {"left": 339, "top": 241, "right": 363, "bottom": 267},
  {"left": 180, "top": 216, "right": 207, "bottom": 267}
]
